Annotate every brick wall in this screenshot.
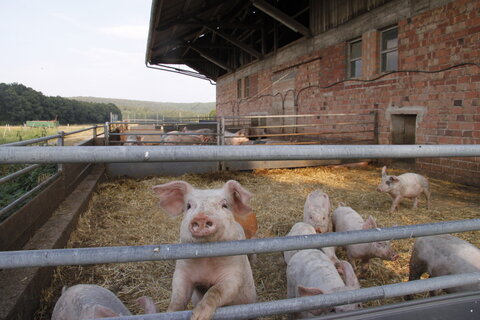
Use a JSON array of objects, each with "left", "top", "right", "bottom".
[{"left": 216, "top": 0, "right": 480, "bottom": 186}]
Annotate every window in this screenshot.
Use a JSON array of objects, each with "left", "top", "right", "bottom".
[
  {"left": 381, "top": 27, "right": 398, "bottom": 72},
  {"left": 244, "top": 76, "right": 250, "bottom": 98},
  {"left": 237, "top": 77, "right": 250, "bottom": 99},
  {"left": 348, "top": 39, "right": 362, "bottom": 78},
  {"left": 237, "top": 79, "right": 242, "bottom": 99}
]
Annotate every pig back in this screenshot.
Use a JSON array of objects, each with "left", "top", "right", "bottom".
[
  {"left": 52, "top": 284, "right": 131, "bottom": 320},
  {"left": 287, "top": 249, "right": 344, "bottom": 295},
  {"left": 413, "top": 234, "right": 480, "bottom": 291},
  {"left": 332, "top": 207, "right": 364, "bottom": 232},
  {"left": 284, "top": 222, "right": 316, "bottom": 264}
]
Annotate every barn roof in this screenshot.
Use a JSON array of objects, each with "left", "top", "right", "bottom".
[{"left": 145, "top": 0, "right": 390, "bottom": 82}]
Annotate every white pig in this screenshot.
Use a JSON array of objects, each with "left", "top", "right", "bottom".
[
  {"left": 162, "top": 131, "right": 204, "bottom": 145},
  {"left": 303, "top": 190, "right": 332, "bottom": 233},
  {"left": 224, "top": 129, "right": 249, "bottom": 145},
  {"left": 51, "top": 284, "right": 157, "bottom": 320},
  {"left": 284, "top": 222, "right": 317, "bottom": 265},
  {"left": 283, "top": 222, "right": 339, "bottom": 266},
  {"left": 332, "top": 206, "right": 398, "bottom": 274},
  {"left": 124, "top": 135, "right": 144, "bottom": 146},
  {"left": 287, "top": 249, "right": 361, "bottom": 318},
  {"left": 376, "top": 166, "right": 431, "bottom": 213},
  {"left": 152, "top": 180, "right": 256, "bottom": 320},
  {"left": 408, "top": 234, "right": 480, "bottom": 294}
]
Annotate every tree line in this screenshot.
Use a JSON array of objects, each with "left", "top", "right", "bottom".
[{"left": 0, "top": 83, "right": 122, "bottom": 125}]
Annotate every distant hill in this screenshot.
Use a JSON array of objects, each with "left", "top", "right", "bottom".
[{"left": 71, "top": 96, "right": 215, "bottom": 119}]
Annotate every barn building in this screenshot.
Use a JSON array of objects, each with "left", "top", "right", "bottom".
[{"left": 146, "top": 0, "right": 480, "bottom": 186}]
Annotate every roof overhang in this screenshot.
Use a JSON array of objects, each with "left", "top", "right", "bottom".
[{"left": 145, "top": 0, "right": 310, "bottom": 82}]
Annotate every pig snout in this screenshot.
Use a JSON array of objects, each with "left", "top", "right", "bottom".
[{"left": 189, "top": 213, "right": 217, "bottom": 237}]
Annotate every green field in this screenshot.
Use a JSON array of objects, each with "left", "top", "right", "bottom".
[{"left": 0, "top": 125, "right": 102, "bottom": 145}]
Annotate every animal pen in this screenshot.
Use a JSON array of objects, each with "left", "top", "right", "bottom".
[{"left": 0, "top": 121, "right": 480, "bottom": 320}]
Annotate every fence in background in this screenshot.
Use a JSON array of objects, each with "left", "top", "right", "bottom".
[{"left": 105, "top": 112, "right": 377, "bottom": 146}]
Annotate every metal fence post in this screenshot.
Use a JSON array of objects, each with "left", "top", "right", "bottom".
[
  {"left": 57, "top": 131, "right": 65, "bottom": 172},
  {"left": 218, "top": 116, "right": 225, "bottom": 171},
  {"left": 104, "top": 122, "right": 110, "bottom": 146}
]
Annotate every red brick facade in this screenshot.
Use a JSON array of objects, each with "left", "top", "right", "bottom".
[{"left": 216, "top": 0, "right": 480, "bottom": 186}]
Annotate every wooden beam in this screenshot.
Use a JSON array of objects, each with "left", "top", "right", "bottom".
[
  {"left": 188, "top": 45, "right": 233, "bottom": 72},
  {"left": 204, "top": 26, "right": 263, "bottom": 59},
  {"left": 251, "top": 0, "right": 311, "bottom": 37}
]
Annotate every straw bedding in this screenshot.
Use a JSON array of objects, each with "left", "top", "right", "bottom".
[{"left": 34, "top": 165, "right": 480, "bottom": 319}]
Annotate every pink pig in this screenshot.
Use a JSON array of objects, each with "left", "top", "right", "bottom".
[
  {"left": 303, "top": 190, "right": 332, "bottom": 233},
  {"left": 152, "top": 180, "right": 256, "bottom": 320},
  {"left": 376, "top": 166, "right": 431, "bottom": 213},
  {"left": 51, "top": 284, "right": 157, "bottom": 320},
  {"left": 224, "top": 129, "right": 249, "bottom": 145},
  {"left": 287, "top": 249, "right": 361, "bottom": 318},
  {"left": 332, "top": 206, "right": 398, "bottom": 274},
  {"left": 408, "top": 234, "right": 480, "bottom": 295}
]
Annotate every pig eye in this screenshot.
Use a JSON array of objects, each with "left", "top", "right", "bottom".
[
  {"left": 186, "top": 202, "right": 192, "bottom": 210},
  {"left": 221, "top": 200, "right": 229, "bottom": 209}
]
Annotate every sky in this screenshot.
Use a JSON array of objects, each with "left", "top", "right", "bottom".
[{"left": 0, "top": 0, "right": 216, "bottom": 103}]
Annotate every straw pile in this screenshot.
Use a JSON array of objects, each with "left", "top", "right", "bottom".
[{"left": 34, "top": 165, "right": 480, "bottom": 319}]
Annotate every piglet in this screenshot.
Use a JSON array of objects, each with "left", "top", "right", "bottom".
[
  {"left": 408, "top": 234, "right": 480, "bottom": 296},
  {"left": 51, "top": 284, "right": 157, "bottom": 320},
  {"left": 303, "top": 190, "right": 332, "bottom": 233},
  {"left": 224, "top": 129, "right": 249, "bottom": 145},
  {"left": 284, "top": 222, "right": 317, "bottom": 265},
  {"left": 332, "top": 206, "right": 398, "bottom": 274},
  {"left": 152, "top": 180, "right": 256, "bottom": 320},
  {"left": 283, "top": 222, "right": 339, "bottom": 266},
  {"left": 287, "top": 249, "right": 361, "bottom": 318},
  {"left": 376, "top": 166, "right": 431, "bottom": 213}
]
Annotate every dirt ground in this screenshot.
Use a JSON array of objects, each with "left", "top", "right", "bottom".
[{"left": 34, "top": 164, "right": 480, "bottom": 319}]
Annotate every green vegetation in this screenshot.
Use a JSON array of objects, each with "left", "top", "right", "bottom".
[
  {"left": 0, "top": 83, "right": 122, "bottom": 125},
  {"left": 71, "top": 96, "right": 215, "bottom": 119},
  {"left": 0, "top": 164, "right": 58, "bottom": 221},
  {"left": 0, "top": 126, "right": 57, "bottom": 145}
]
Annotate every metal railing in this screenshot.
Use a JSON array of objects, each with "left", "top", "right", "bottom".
[
  {"left": 105, "top": 112, "right": 377, "bottom": 146},
  {"left": 0, "top": 125, "right": 103, "bottom": 220},
  {"left": 1, "top": 218, "right": 480, "bottom": 319},
  {"left": 1, "top": 144, "right": 479, "bottom": 164},
  {"left": 69, "top": 273, "right": 480, "bottom": 320},
  {"left": 1, "top": 131, "right": 479, "bottom": 319}
]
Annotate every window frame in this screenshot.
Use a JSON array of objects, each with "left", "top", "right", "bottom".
[
  {"left": 380, "top": 26, "right": 398, "bottom": 73},
  {"left": 347, "top": 38, "right": 362, "bottom": 78},
  {"left": 243, "top": 76, "right": 250, "bottom": 98},
  {"left": 237, "top": 79, "right": 242, "bottom": 99}
]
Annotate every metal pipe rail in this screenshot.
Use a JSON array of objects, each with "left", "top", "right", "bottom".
[
  {"left": 0, "top": 164, "right": 40, "bottom": 185},
  {"left": 223, "top": 112, "right": 374, "bottom": 119},
  {"left": 1, "top": 134, "right": 62, "bottom": 146},
  {"left": 88, "top": 273, "right": 480, "bottom": 320},
  {"left": 0, "top": 172, "right": 61, "bottom": 218},
  {"left": 62, "top": 125, "right": 99, "bottom": 136},
  {"left": 1, "top": 144, "right": 479, "bottom": 164},
  {"left": 1, "top": 219, "right": 479, "bottom": 269}
]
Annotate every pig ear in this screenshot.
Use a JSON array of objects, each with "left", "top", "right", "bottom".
[
  {"left": 381, "top": 166, "right": 387, "bottom": 176},
  {"left": 152, "top": 181, "right": 192, "bottom": 216},
  {"left": 389, "top": 176, "right": 399, "bottom": 182},
  {"left": 137, "top": 296, "right": 158, "bottom": 314},
  {"left": 224, "top": 180, "right": 252, "bottom": 215},
  {"left": 93, "top": 305, "right": 120, "bottom": 318},
  {"left": 363, "top": 215, "right": 377, "bottom": 229},
  {"left": 298, "top": 285, "right": 324, "bottom": 296},
  {"left": 340, "top": 261, "right": 361, "bottom": 289}
]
